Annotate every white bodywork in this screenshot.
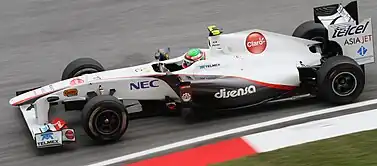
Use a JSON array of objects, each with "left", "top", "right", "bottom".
[{"left": 9, "top": 2, "right": 374, "bottom": 148}]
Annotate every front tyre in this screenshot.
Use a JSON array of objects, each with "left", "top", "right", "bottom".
[
  {"left": 82, "top": 95, "right": 129, "bottom": 143},
  {"left": 62, "top": 58, "right": 105, "bottom": 80},
  {"left": 317, "top": 56, "right": 365, "bottom": 104}
]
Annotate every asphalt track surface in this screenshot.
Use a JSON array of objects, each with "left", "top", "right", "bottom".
[{"left": 0, "top": 0, "right": 376, "bottom": 166}]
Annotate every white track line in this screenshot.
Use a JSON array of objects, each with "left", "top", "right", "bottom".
[
  {"left": 86, "top": 98, "right": 377, "bottom": 166},
  {"left": 243, "top": 108, "right": 377, "bottom": 152}
]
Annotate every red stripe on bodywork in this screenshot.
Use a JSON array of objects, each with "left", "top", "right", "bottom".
[
  {"left": 126, "top": 137, "right": 256, "bottom": 166},
  {"left": 243, "top": 78, "right": 297, "bottom": 91},
  {"left": 225, "top": 76, "right": 297, "bottom": 91}
]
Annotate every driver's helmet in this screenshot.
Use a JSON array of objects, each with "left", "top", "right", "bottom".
[{"left": 182, "top": 48, "right": 206, "bottom": 68}]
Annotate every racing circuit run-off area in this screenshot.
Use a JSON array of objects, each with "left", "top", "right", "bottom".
[{"left": 2, "top": 0, "right": 377, "bottom": 166}]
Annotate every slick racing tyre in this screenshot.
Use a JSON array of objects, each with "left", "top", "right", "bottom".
[
  {"left": 82, "top": 95, "right": 129, "bottom": 143},
  {"left": 292, "top": 20, "right": 328, "bottom": 40},
  {"left": 292, "top": 20, "right": 365, "bottom": 72},
  {"left": 317, "top": 56, "right": 365, "bottom": 104},
  {"left": 62, "top": 57, "right": 105, "bottom": 80}
]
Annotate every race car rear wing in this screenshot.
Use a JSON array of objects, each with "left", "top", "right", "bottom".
[
  {"left": 327, "top": 18, "right": 374, "bottom": 65},
  {"left": 314, "top": 1, "right": 375, "bottom": 65},
  {"left": 313, "top": 1, "right": 358, "bottom": 29}
]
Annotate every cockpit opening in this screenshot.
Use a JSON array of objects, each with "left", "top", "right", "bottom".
[{"left": 152, "top": 62, "right": 184, "bottom": 73}]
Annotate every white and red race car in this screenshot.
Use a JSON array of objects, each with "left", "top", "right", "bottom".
[{"left": 9, "top": 1, "right": 374, "bottom": 149}]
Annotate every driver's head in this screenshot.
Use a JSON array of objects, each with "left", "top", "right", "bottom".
[{"left": 182, "top": 48, "right": 205, "bottom": 68}]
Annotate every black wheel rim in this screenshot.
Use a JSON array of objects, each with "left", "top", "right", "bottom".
[
  {"left": 73, "top": 68, "right": 99, "bottom": 77},
  {"left": 331, "top": 72, "right": 357, "bottom": 97},
  {"left": 94, "top": 109, "right": 121, "bottom": 135}
]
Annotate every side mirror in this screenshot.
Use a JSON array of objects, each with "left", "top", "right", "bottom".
[{"left": 154, "top": 47, "right": 171, "bottom": 61}]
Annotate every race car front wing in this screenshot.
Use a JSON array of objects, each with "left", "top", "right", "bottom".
[{"left": 19, "top": 104, "right": 76, "bottom": 148}]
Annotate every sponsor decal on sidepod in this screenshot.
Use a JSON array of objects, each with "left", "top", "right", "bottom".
[
  {"left": 214, "top": 85, "right": 257, "bottom": 99},
  {"left": 245, "top": 32, "right": 267, "bottom": 54}
]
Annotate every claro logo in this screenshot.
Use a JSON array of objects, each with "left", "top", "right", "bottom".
[
  {"left": 214, "top": 85, "right": 257, "bottom": 99},
  {"left": 245, "top": 32, "right": 267, "bottom": 54}
]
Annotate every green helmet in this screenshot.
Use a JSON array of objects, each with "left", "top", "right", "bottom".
[{"left": 183, "top": 48, "right": 205, "bottom": 68}]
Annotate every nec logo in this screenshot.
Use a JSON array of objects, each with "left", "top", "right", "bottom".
[
  {"left": 332, "top": 21, "right": 370, "bottom": 38},
  {"left": 130, "top": 80, "right": 159, "bottom": 90},
  {"left": 41, "top": 132, "right": 54, "bottom": 140}
]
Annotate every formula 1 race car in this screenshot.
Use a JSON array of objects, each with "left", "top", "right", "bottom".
[{"left": 9, "top": 1, "right": 374, "bottom": 149}]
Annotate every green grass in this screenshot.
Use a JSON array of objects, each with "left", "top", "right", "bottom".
[{"left": 213, "top": 129, "right": 377, "bottom": 166}]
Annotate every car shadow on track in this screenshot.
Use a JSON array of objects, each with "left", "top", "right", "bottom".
[
  {"left": 113, "top": 97, "right": 333, "bottom": 143},
  {"left": 179, "top": 96, "right": 332, "bottom": 124},
  {"left": 207, "top": 97, "right": 328, "bottom": 121}
]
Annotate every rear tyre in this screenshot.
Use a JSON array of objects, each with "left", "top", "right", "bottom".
[
  {"left": 293, "top": 21, "right": 327, "bottom": 39},
  {"left": 62, "top": 58, "right": 105, "bottom": 80},
  {"left": 292, "top": 20, "right": 342, "bottom": 57},
  {"left": 82, "top": 95, "right": 129, "bottom": 143},
  {"left": 293, "top": 20, "right": 364, "bottom": 72},
  {"left": 317, "top": 56, "right": 365, "bottom": 104}
]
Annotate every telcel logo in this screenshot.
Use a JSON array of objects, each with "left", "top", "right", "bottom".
[
  {"left": 214, "top": 85, "right": 256, "bottom": 99},
  {"left": 332, "top": 21, "right": 370, "bottom": 38},
  {"left": 130, "top": 80, "right": 159, "bottom": 90}
]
